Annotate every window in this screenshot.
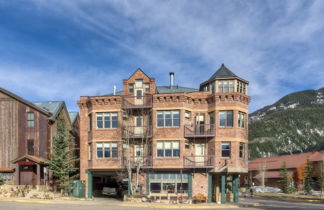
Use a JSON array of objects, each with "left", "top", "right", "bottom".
[
  {"left": 238, "top": 112, "right": 246, "bottom": 128},
  {"left": 157, "top": 110, "right": 180, "bottom": 127},
  {"left": 157, "top": 141, "right": 180, "bottom": 157},
  {"left": 185, "top": 110, "right": 191, "bottom": 119},
  {"left": 27, "top": 112, "right": 34, "bottom": 128},
  {"left": 135, "top": 79, "right": 143, "bottom": 88},
  {"left": 239, "top": 143, "right": 245, "bottom": 158},
  {"left": 219, "top": 111, "right": 233, "bottom": 127},
  {"left": 136, "top": 116, "right": 143, "bottom": 127},
  {"left": 149, "top": 173, "right": 189, "bottom": 193},
  {"left": 221, "top": 142, "right": 231, "bottom": 157},
  {"left": 88, "top": 114, "right": 92, "bottom": 131},
  {"left": 209, "top": 112, "right": 215, "bottom": 125},
  {"left": 144, "top": 84, "right": 150, "bottom": 92},
  {"left": 88, "top": 144, "right": 92, "bottom": 160},
  {"left": 96, "top": 142, "right": 118, "bottom": 158},
  {"left": 237, "top": 81, "right": 247, "bottom": 94},
  {"left": 218, "top": 80, "right": 234, "bottom": 93},
  {"left": 27, "top": 140, "right": 34, "bottom": 155},
  {"left": 96, "top": 112, "right": 118, "bottom": 129},
  {"left": 210, "top": 82, "right": 215, "bottom": 93},
  {"left": 129, "top": 84, "right": 134, "bottom": 93}
]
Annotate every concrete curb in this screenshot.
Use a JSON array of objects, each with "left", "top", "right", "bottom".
[
  {"left": 119, "top": 202, "right": 261, "bottom": 209},
  {"left": 0, "top": 198, "right": 54, "bottom": 204}
]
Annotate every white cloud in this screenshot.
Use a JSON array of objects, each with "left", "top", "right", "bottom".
[{"left": 4, "top": 0, "right": 324, "bottom": 112}]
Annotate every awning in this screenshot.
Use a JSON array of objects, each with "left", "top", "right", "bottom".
[
  {"left": 12, "top": 154, "right": 46, "bottom": 165},
  {"left": 0, "top": 168, "right": 15, "bottom": 173}
]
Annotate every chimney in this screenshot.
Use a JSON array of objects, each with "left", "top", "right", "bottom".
[
  {"left": 113, "top": 85, "right": 116, "bottom": 95},
  {"left": 169, "top": 72, "right": 174, "bottom": 88}
]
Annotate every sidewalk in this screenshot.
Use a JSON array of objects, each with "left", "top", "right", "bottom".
[{"left": 0, "top": 197, "right": 261, "bottom": 208}]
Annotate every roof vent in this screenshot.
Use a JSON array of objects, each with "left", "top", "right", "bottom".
[{"left": 169, "top": 72, "right": 174, "bottom": 88}]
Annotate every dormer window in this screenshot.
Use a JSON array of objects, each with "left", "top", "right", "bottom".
[
  {"left": 144, "top": 83, "right": 150, "bottom": 92},
  {"left": 135, "top": 79, "right": 143, "bottom": 88},
  {"left": 129, "top": 84, "right": 134, "bottom": 93}
]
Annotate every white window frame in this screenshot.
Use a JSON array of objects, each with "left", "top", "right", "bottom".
[
  {"left": 157, "top": 110, "right": 180, "bottom": 128},
  {"left": 96, "top": 112, "right": 118, "bottom": 129}
]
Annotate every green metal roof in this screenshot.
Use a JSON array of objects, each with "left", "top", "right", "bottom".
[
  {"left": 33, "top": 101, "right": 64, "bottom": 121},
  {"left": 68, "top": 112, "right": 79, "bottom": 124}
]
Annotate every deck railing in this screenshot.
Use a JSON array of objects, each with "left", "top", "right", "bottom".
[
  {"left": 183, "top": 155, "right": 215, "bottom": 168},
  {"left": 122, "top": 95, "right": 153, "bottom": 109},
  {"left": 122, "top": 125, "right": 152, "bottom": 139},
  {"left": 184, "top": 124, "right": 215, "bottom": 137},
  {"left": 122, "top": 156, "right": 153, "bottom": 168}
]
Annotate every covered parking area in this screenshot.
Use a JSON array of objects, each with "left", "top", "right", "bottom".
[{"left": 86, "top": 170, "right": 128, "bottom": 199}]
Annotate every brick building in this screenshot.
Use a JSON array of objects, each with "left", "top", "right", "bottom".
[
  {"left": 78, "top": 64, "right": 250, "bottom": 203},
  {"left": 248, "top": 151, "right": 324, "bottom": 190},
  {"left": 0, "top": 88, "right": 78, "bottom": 185}
]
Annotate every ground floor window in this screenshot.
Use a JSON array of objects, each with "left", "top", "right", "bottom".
[{"left": 149, "top": 172, "right": 188, "bottom": 193}]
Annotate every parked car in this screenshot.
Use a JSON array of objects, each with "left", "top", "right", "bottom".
[{"left": 102, "top": 187, "right": 117, "bottom": 196}]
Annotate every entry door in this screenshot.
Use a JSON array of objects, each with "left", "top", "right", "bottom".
[
  {"left": 135, "top": 89, "right": 143, "bottom": 105},
  {"left": 134, "top": 116, "right": 143, "bottom": 136},
  {"left": 195, "top": 114, "right": 205, "bottom": 134},
  {"left": 134, "top": 145, "right": 144, "bottom": 165},
  {"left": 20, "top": 165, "right": 36, "bottom": 185},
  {"left": 195, "top": 144, "right": 205, "bottom": 166}
]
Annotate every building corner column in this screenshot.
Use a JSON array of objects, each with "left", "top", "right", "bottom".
[
  {"left": 86, "top": 169, "right": 92, "bottom": 198},
  {"left": 188, "top": 172, "right": 192, "bottom": 199},
  {"left": 233, "top": 174, "right": 239, "bottom": 203},
  {"left": 36, "top": 164, "right": 41, "bottom": 185},
  {"left": 207, "top": 173, "right": 212, "bottom": 203},
  {"left": 221, "top": 174, "right": 226, "bottom": 204}
]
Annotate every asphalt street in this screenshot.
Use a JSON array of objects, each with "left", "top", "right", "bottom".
[{"left": 0, "top": 196, "right": 323, "bottom": 210}]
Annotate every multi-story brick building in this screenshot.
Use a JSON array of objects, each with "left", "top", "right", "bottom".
[{"left": 78, "top": 64, "right": 250, "bottom": 203}]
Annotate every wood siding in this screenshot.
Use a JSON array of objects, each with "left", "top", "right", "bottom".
[{"left": 0, "top": 92, "right": 18, "bottom": 169}]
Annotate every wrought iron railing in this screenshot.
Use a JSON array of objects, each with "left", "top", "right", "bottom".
[
  {"left": 122, "top": 95, "right": 152, "bottom": 109},
  {"left": 183, "top": 155, "right": 215, "bottom": 168},
  {"left": 122, "top": 156, "right": 153, "bottom": 168},
  {"left": 184, "top": 124, "right": 215, "bottom": 137},
  {"left": 122, "top": 125, "right": 152, "bottom": 139}
]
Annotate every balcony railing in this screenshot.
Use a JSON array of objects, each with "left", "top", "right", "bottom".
[
  {"left": 183, "top": 155, "right": 215, "bottom": 168},
  {"left": 122, "top": 95, "right": 153, "bottom": 109},
  {"left": 123, "top": 156, "right": 152, "bottom": 168},
  {"left": 122, "top": 126, "right": 152, "bottom": 139},
  {"left": 184, "top": 124, "right": 215, "bottom": 137}
]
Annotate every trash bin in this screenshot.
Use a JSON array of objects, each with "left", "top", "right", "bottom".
[{"left": 71, "top": 180, "right": 85, "bottom": 198}]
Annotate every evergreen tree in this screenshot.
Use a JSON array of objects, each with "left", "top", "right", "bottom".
[
  {"left": 46, "top": 119, "right": 78, "bottom": 195},
  {"left": 303, "top": 159, "right": 313, "bottom": 194},
  {"left": 279, "top": 161, "right": 289, "bottom": 193}
]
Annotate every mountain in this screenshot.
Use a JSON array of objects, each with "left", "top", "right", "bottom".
[{"left": 249, "top": 87, "right": 324, "bottom": 159}]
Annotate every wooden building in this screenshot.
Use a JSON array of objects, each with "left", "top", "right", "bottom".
[{"left": 0, "top": 88, "right": 78, "bottom": 185}]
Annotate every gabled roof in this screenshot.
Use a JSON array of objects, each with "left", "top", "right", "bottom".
[
  {"left": 125, "top": 68, "right": 153, "bottom": 81},
  {"left": 12, "top": 154, "right": 46, "bottom": 164},
  {"left": 0, "top": 88, "right": 51, "bottom": 116},
  {"left": 33, "top": 101, "right": 65, "bottom": 121},
  {"left": 68, "top": 112, "right": 79, "bottom": 124},
  {"left": 156, "top": 86, "right": 198, "bottom": 94},
  {"left": 200, "top": 64, "right": 248, "bottom": 86}
]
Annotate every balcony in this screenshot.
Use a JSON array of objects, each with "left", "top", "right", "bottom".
[
  {"left": 184, "top": 124, "right": 215, "bottom": 138},
  {"left": 183, "top": 155, "right": 215, "bottom": 168},
  {"left": 123, "top": 156, "right": 152, "bottom": 168},
  {"left": 122, "top": 126, "right": 152, "bottom": 139},
  {"left": 122, "top": 95, "right": 152, "bottom": 109}
]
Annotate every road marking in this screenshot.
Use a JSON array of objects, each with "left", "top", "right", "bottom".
[
  {"left": 0, "top": 199, "right": 54, "bottom": 204},
  {"left": 119, "top": 203, "right": 240, "bottom": 209}
]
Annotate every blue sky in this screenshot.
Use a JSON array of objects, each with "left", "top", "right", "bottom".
[{"left": 0, "top": 0, "right": 324, "bottom": 112}]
